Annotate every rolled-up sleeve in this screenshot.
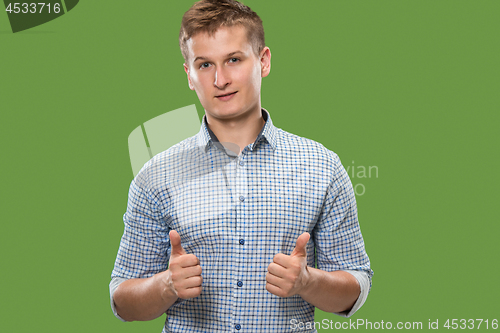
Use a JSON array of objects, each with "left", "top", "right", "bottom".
[
  {"left": 109, "top": 169, "right": 171, "bottom": 319},
  {"left": 313, "top": 157, "right": 373, "bottom": 317},
  {"left": 109, "top": 277, "right": 128, "bottom": 321}
]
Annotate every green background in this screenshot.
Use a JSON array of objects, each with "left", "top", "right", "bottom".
[{"left": 1, "top": 1, "right": 499, "bottom": 331}]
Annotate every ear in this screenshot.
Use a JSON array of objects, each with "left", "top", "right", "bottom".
[
  {"left": 184, "top": 63, "right": 195, "bottom": 90},
  {"left": 260, "top": 47, "right": 271, "bottom": 78}
]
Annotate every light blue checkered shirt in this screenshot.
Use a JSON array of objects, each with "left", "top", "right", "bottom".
[{"left": 110, "top": 109, "right": 373, "bottom": 332}]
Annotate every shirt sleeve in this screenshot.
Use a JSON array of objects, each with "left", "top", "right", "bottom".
[
  {"left": 109, "top": 277, "right": 128, "bottom": 322},
  {"left": 335, "top": 270, "right": 371, "bottom": 317},
  {"left": 313, "top": 156, "right": 373, "bottom": 317},
  {"left": 109, "top": 172, "right": 171, "bottom": 319}
]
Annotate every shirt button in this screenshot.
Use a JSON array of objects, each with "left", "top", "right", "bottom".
[
  {"left": 239, "top": 239, "right": 245, "bottom": 245},
  {"left": 237, "top": 281, "right": 243, "bottom": 287},
  {"left": 239, "top": 160, "right": 244, "bottom": 166},
  {"left": 239, "top": 196, "right": 245, "bottom": 202},
  {"left": 235, "top": 324, "right": 241, "bottom": 330}
]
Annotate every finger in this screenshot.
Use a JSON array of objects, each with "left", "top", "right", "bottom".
[
  {"left": 291, "top": 232, "right": 310, "bottom": 258},
  {"left": 170, "top": 264, "right": 202, "bottom": 283},
  {"left": 179, "top": 263, "right": 202, "bottom": 277},
  {"left": 271, "top": 253, "right": 290, "bottom": 268},
  {"left": 169, "top": 230, "right": 186, "bottom": 256},
  {"left": 177, "top": 286, "right": 202, "bottom": 299},
  {"left": 267, "top": 262, "right": 287, "bottom": 278},
  {"left": 179, "top": 275, "right": 203, "bottom": 289},
  {"left": 176, "top": 254, "right": 201, "bottom": 268},
  {"left": 266, "top": 271, "right": 284, "bottom": 286},
  {"left": 266, "top": 282, "right": 286, "bottom": 298}
]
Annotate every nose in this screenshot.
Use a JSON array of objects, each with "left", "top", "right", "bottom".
[{"left": 214, "top": 67, "right": 230, "bottom": 89}]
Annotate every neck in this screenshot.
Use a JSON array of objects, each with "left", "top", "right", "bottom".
[{"left": 205, "top": 108, "right": 265, "bottom": 154}]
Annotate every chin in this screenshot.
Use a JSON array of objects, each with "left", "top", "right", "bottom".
[{"left": 208, "top": 106, "right": 246, "bottom": 119}]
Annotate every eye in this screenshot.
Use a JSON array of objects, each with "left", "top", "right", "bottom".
[
  {"left": 199, "top": 62, "right": 211, "bottom": 69},
  {"left": 228, "top": 57, "right": 240, "bottom": 64}
]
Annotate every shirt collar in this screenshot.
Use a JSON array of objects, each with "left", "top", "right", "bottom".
[{"left": 196, "top": 108, "right": 278, "bottom": 153}]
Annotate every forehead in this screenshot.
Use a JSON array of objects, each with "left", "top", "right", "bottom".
[{"left": 186, "top": 25, "right": 252, "bottom": 62}]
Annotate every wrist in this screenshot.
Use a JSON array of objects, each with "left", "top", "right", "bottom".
[
  {"left": 154, "top": 270, "right": 178, "bottom": 304},
  {"left": 299, "top": 266, "right": 318, "bottom": 298}
]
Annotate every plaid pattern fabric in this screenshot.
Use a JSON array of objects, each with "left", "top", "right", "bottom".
[{"left": 111, "top": 109, "right": 372, "bottom": 332}]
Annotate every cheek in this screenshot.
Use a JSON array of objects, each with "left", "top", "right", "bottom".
[
  {"left": 190, "top": 72, "right": 210, "bottom": 94},
  {"left": 237, "top": 65, "right": 261, "bottom": 93},
  {"left": 249, "top": 66, "right": 262, "bottom": 92},
  {"left": 190, "top": 71, "right": 200, "bottom": 87}
]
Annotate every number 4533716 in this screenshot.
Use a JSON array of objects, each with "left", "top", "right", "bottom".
[
  {"left": 5, "top": 3, "right": 61, "bottom": 14},
  {"left": 443, "top": 319, "right": 498, "bottom": 329}
]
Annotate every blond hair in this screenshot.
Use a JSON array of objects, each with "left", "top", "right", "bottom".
[{"left": 179, "top": 0, "right": 265, "bottom": 62}]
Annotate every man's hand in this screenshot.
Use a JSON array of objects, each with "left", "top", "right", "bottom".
[
  {"left": 266, "top": 232, "right": 311, "bottom": 298},
  {"left": 164, "top": 230, "right": 203, "bottom": 299},
  {"left": 113, "top": 230, "right": 202, "bottom": 321}
]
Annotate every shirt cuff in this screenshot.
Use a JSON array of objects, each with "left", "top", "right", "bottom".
[
  {"left": 109, "top": 277, "right": 129, "bottom": 322},
  {"left": 334, "top": 270, "right": 370, "bottom": 318}
]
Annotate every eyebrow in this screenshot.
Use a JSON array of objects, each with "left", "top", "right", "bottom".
[{"left": 193, "top": 51, "right": 244, "bottom": 63}]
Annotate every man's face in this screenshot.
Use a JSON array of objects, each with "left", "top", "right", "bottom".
[{"left": 184, "top": 25, "right": 271, "bottom": 122}]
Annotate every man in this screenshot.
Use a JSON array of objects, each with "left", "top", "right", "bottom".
[{"left": 110, "top": 0, "right": 373, "bottom": 332}]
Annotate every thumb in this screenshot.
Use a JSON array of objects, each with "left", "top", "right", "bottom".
[
  {"left": 291, "top": 232, "right": 310, "bottom": 258},
  {"left": 169, "top": 230, "right": 186, "bottom": 257}
]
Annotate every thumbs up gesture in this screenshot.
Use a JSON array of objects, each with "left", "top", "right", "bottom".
[
  {"left": 266, "top": 232, "right": 311, "bottom": 298},
  {"left": 166, "top": 230, "right": 203, "bottom": 299}
]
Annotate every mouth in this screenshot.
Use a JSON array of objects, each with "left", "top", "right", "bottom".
[{"left": 215, "top": 91, "right": 237, "bottom": 100}]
